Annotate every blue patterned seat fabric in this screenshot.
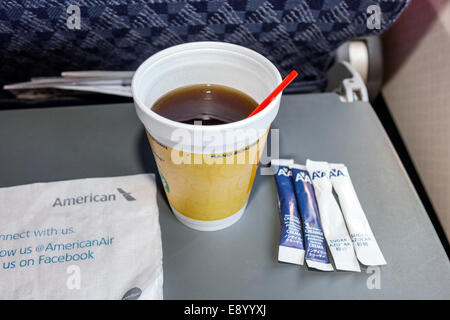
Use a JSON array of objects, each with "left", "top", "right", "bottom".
[{"left": 0, "top": 0, "right": 408, "bottom": 93}]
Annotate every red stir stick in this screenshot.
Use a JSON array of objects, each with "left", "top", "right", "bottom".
[{"left": 247, "top": 70, "right": 298, "bottom": 118}]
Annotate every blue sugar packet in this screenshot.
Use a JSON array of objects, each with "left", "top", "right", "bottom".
[
  {"left": 271, "top": 159, "right": 305, "bottom": 265},
  {"left": 291, "top": 164, "right": 334, "bottom": 271}
]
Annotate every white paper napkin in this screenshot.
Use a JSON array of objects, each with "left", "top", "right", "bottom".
[{"left": 0, "top": 174, "right": 163, "bottom": 300}]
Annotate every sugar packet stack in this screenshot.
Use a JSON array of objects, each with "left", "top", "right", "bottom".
[{"left": 272, "top": 159, "right": 386, "bottom": 272}]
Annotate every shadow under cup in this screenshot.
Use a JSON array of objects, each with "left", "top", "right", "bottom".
[{"left": 132, "top": 42, "right": 282, "bottom": 231}]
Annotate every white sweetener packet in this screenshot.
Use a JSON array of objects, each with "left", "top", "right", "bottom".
[
  {"left": 306, "top": 160, "right": 360, "bottom": 272},
  {"left": 329, "top": 164, "right": 386, "bottom": 266}
]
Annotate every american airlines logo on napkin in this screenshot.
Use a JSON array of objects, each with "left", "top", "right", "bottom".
[
  {"left": 117, "top": 188, "right": 136, "bottom": 201},
  {"left": 52, "top": 187, "right": 136, "bottom": 207}
]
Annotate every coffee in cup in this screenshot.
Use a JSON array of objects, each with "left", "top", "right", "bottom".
[{"left": 133, "top": 42, "right": 282, "bottom": 231}]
